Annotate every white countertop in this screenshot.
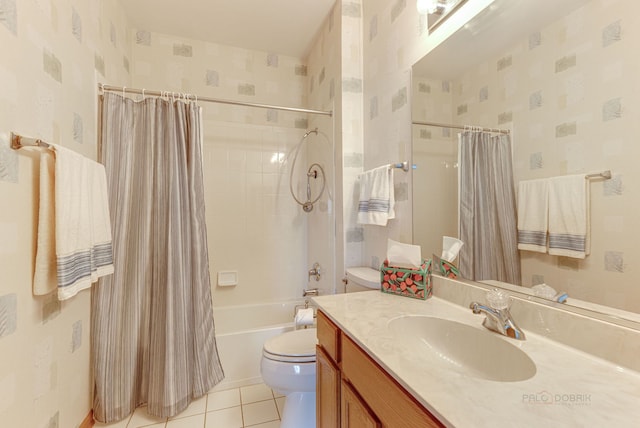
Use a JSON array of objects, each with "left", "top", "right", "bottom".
[{"left": 312, "top": 291, "right": 640, "bottom": 428}]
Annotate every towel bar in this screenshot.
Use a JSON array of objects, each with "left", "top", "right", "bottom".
[
  {"left": 10, "top": 132, "right": 50, "bottom": 149},
  {"left": 585, "top": 170, "right": 611, "bottom": 180}
]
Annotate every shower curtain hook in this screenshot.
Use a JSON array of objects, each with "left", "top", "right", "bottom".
[
  {"left": 122, "top": 86, "right": 126, "bottom": 98},
  {"left": 142, "top": 88, "right": 146, "bottom": 100}
]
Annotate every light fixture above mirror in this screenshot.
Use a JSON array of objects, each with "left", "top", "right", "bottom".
[{"left": 417, "top": 0, "right": 469, "bottom": 33}]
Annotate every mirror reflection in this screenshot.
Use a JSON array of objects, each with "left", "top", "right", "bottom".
[{"left": 412, "top": 0, "right": 640, "bottom": 319}]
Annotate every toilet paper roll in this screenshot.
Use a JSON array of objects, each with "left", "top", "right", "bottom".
[{"left": 294, "top": 308, "right": 315, "bottom": 328}]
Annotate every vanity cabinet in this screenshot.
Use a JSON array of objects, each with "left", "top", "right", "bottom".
[{"left": 317, "top": 310, "right": 444, "bottom": 428}]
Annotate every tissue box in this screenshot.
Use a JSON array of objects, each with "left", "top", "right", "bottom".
[
  {"left": 380, "top": 259, "right": 432, "bottom": 300},
  {"left": 440, "top": 260, "right": 459, "bottom": 279}
]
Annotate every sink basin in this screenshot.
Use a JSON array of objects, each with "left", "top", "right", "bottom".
[{"left": 388, "top": 316, "right": 536, "bottom": 382}]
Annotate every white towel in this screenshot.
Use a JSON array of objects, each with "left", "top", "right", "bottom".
[
  {"left": 516, "top": 178, "right": 549, "bottom": 253},
  {"left": 52, "top": 144, "right": 114, "bottom": 300},
  {"left": 357, "top": 165, "right": 395, "bottom": 226},
  {"left": 33, "top": 151, "right": 57, "bottom": 295},
  {"left": 548, "top": 174, "right": 589, "bottom": 259}
]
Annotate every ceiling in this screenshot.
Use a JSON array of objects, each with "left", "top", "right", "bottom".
[{"left": 119, "top": 0, "right": 336, "bottom": 58}]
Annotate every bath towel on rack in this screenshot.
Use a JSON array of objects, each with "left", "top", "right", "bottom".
[
  {"left": 33, "top": 151, "right": 57, "bottom": 295},
  {"left": 516, "top": 178, "right": 549, "bottom": 253},
  {"left": 357, "top": 165, "right": 395, "bottom": 226},
  {"left": 33, "top": 144, "right": 114, "bottom": 300},
  {"left": 548, "top": 174, "right": 589, "bottom": 259}
]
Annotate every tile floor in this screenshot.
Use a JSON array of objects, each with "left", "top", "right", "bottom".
[{"left": 94, "top": 383, "right": 284, "bottom": 428}]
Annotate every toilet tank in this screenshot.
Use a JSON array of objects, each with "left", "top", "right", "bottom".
[{"left": 345, "top": 267, "right": 380, "bottom": 293}]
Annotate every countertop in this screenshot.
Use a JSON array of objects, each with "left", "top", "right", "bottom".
[{"left": 312, "top": 290, "right": 640, "bottom": 428}]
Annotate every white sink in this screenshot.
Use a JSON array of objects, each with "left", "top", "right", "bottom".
[{"left": 388, "top": 316, "right": 536, "bottom": 382}]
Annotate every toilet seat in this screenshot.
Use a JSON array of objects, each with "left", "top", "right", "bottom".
[{"left": 262, "top": 328, "right": 317, "bottom": 363}]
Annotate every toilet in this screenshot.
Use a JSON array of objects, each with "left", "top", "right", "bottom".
[
  {"left": 345, "top": 266, "right": 380, "bottom": 293},
  {"left": 260, "top": 267, "right": 379, "bottom": 428},
  {"left": 261, "top": 328, "right": 318, "bottom": 428}
]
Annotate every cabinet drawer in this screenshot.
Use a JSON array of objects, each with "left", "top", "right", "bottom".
[
  {"left": 317, "top": 310, "right": 340, "bottom": 363},
  {"left": 342, "top": 335, "right": 444, "bottom": 428},
  {"left": 341, "top": 379, "right": 381, "bottom": 428}
]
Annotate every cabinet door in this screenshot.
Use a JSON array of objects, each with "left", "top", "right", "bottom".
[
  {"left": 341, "top": 379, "right": 381, "bottom": 428},
  {"left": 317, "top": 345, "right": 340, "bottom": 428}
]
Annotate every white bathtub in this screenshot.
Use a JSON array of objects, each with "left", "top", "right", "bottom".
[{"left": 211, "top": 299, "right": 315, "bottom": 390}]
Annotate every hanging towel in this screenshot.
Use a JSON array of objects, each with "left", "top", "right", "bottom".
[
  {"left": 33, "top": 151, "right": 57, "bottom": 295},
  {"left": 516, "top": 178, "right": 549, "bottom": 253},
  {"left": 548, "top": 174, "right": 589, "bottom": 259},
  {"left": 52, "top": 144, "right": 114, "bottom": 300},
  {"left": 357, "top": 165, "right": 395, "bottom": 226}
]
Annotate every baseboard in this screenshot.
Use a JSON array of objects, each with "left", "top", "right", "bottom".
[{"left": 79, "top": 410, "right": 94, "bottom": 428}]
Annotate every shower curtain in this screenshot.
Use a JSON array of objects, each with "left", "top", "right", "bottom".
[
  {"left": 92, "top": 92, "right": 224, "bottom": 423},
  {"left": 458, "top": 131, "right": 521, "bottom": 284}
]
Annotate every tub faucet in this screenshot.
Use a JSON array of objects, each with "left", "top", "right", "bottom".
[
  {"left": 469, "top": 290, "right": 525, "bottom": 340},
  {"left": 303, "top": 288, "right": 318, "bottom": 297},
  {"left": 308, "top": 262, "right": 321, "bottom": 281}
]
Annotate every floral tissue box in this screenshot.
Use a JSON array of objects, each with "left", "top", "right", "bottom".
[
  {"left": 380, "top": 259, "right": 432, "bottom": 300},
  {"left": 440, "top": 260, "right": 459, "bottom": 279}
]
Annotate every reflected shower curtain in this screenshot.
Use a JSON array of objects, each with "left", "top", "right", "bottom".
[
  {"left": 458, "top": 131, "right": 521, "bottom": 284},
  {"left": 92, "top": 92, "right": 224, "bottom": 423}
]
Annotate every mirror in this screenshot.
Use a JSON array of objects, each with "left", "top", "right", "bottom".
[{"left": 411, "top": 0, "right": 640, "bottom": 323}]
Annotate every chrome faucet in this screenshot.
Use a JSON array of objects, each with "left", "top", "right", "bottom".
[
  {"left": 308, "top": 262, "right": 321, "bottom": 281},
  {"left": 469, "top": 290, "right": 526, "bottom": 340}
]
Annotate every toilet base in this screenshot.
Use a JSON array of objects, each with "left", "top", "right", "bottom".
[{"left": 280, "top": 391, "right": 316, "bottom": 428}]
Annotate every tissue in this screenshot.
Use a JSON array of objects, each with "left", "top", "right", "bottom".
[
  {"left": 294, "top": 308, "right": 315, "bottom": 328},
  {"left": 441, "top": 236, "right": 463, "bottom": 263},
  {"left": 386, "top": 239, "right": 422, "bottom": 268}
]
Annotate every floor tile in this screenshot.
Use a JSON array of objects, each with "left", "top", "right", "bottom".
[
  {"left": 169, "top": 395, "right": 208, "bottom": 419},
  {"left": 241, "top": 400, "right": 279, "bottom": 426},
  {"left": 94, "top": 415, "right": 131, "bottom": 428},
  {"left": 207, "top": 388, "right": 241, "bottom": 411},
  {"left": 247, "top": 421, "right": 281, "bottom": 428},
  {"left": 274, "top": 397, "right": 285, "bottom": 419},
  {"left": 128, "top": 406, "right": 168, "bottom": 427},
  {"left": 166, "top": 413, "right": 205, "bottom": 427},
  {"left": 204, "top": 406, "right": 243, "bottom": 428},
  {"left": 240, "top": 383, "right": 274, "bottom": 404}
]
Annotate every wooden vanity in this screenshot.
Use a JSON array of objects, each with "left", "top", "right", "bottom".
[{"left": 316, "top": 310, "right": 443, "bottom": 428}]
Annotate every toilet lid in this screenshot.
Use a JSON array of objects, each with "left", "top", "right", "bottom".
[{"left": 263, "top": 328, "right": 317, "bottom": 363}]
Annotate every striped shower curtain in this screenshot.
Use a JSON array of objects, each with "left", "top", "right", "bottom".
[
  {"left": 92, "top": 92, "right": 224, "bottom": 423},
  {"left": 458, "top": 131, "right": 521, "bottom": 284}
]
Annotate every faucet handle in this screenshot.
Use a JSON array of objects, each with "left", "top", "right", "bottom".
[{"left": 486, "top": 289, "right": 510, "bottom": 310}]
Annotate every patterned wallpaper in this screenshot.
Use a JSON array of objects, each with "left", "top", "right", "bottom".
[
  {"left": 0, "top": 0, "right": 130, "bottom": 427},
  {"left": 362, "top": 0, "right": 427, "bottom": 268}
]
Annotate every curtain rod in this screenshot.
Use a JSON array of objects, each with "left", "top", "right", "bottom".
[
  {"left": 98, "top": 84, "right": 333, "bottom": 117},
  {"left": 412, "top": 120, "right": 510, "bottom": 135}
]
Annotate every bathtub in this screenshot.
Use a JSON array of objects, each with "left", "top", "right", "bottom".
[{"left": 211, "top": 299, "right": 315, "bottom": 391}]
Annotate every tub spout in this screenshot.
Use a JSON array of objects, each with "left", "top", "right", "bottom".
[{"left": 303, "top": 288, "right": 318, "bottom": 297}]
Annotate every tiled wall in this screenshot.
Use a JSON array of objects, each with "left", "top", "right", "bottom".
[
  {"left": 0, "top": 0, "right": 130, "bottom": 427},
  {"left": 129, "top": 27, "right": 337, "bottom": 305},
  {"left": 449, "top": 1, "right": 640, "bottom": 313}
]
